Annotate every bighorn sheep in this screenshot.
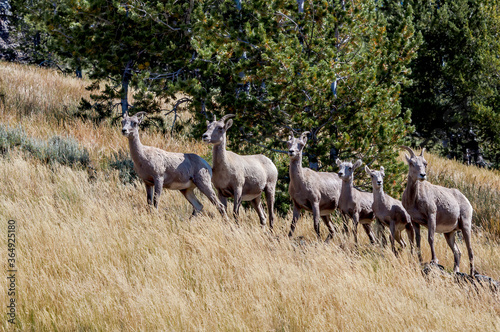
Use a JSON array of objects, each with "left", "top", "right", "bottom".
[
  {"left": 202, "top": 114, "right": 278, "bottom": 229},
  {"left": 286, "top": 131, "right": 341, "bottom": 241},
  {"left": 400, "top": 146, "right": 475, "bottom": 275},
  {"left": 121, "top": 112, "right": 227, "bottom": 217},
  {"left": 336, "top": 159, "right": 376, "bottom": 244},
  {"left": 365, "top": 165, "right": 415, "bottom": 254}
]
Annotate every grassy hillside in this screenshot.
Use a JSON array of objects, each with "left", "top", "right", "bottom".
[{"left": 1, "top": 62, "right": 500, "bottom": 331}]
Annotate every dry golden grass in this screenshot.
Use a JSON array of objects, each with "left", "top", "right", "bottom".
[
  {"left": 0, "top": 61, "right": 210, "bottom": 166},
  {"left": 0, "top": 155, "right": 499, "bottom": 331},
  {"left": 1, "top": 61, "right": 500, "bottom": 331}
]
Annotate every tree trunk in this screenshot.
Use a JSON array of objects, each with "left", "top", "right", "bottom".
[
  {"left": 121, "top": 76, "right": 129, "bottom": 116},
  {"left": 121, "top": 62, "right": 132, "bottom": 116}
]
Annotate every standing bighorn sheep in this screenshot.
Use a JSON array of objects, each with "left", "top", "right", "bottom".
[
  {"left": 122, "top": 111, "right": 227, "bottom": 217},
  {"left": 400, "top": 146, "right": 475, "bottom": 275},
  {"left": 336, "top": 159, "right": 377, "bottom": 244},
  {"left": 365, "top": 165, "right": 415, "bottom": 254},
  {"left": 286, "top": 132, "right": 341, "bottom": 241},
  {"left": 202, "top": 114, "right": 278, "bottom": 229}
]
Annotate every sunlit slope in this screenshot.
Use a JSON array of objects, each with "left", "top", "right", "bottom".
[{"left": 0, "top": 61, "right": 499, "bottom": 331}]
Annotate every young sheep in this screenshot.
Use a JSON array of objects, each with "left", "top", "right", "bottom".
[
  {"left": 365, "top": 165, "right": 415, "bottom": 254},
  {"left": 336, "top": 159, "right": 376, "bottom": 244},
  {"left": 400, "top": 145, "right": 475, "bottom": 275},
  {"left": 286, "top": 132, "right": 341, "bottom": 241},
  {"left": 202, "top": 114, "right": 278, "bottom": 229},
  {"left": 121, "top": 112, "right": 227, "bottom": 217}
]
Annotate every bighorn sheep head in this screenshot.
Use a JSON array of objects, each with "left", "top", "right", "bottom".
[
  {"left": 365, "top": 165, "right": 385, "bottom": 189},
  {"left": 202, "top": 114, "right": 235, "bottom": 145},
  {"left": 286, "top": 131, "right": 309, "bottom": 160},
  {"left": 400, "top": 145, "right": 427, "bottom": 181},
  {"left": 336, "top": 159, "right": 363, "bottom": 181},
  {"left": 121, "top": 111, "right": 147, "bottom": 137}
]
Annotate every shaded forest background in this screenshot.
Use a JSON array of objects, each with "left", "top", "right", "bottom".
[{"left": 1, "top": 0, "right": 500, "bottom": 212}]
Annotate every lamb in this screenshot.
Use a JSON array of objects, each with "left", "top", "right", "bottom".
[
  {"left": 286, "top": 131, "right": 341, "bottom": 241},
  {"left": 121, "top": 111, "right": 227, "bottom": 217},
  {"left": 400, "top": 145, "right": 475, "bottom": 275},
  {"left": 336, "top": 159, "right": 376, "bottom": 244},
  {"left": 202, "top": 114, "right": 278, "bottom": 229},
  {"left": 365, "top": 165, "right": 415, "bottom": 254}
]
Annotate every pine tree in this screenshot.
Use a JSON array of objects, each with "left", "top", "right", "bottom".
[
  {"left": 16, "top": 0, "right": 195, "bottom": 120},
  {"left": 395, "top": 0, "right": 500, "bottom": 166},
  {"left": 190, "top": 0, "right": 419, "bottom": 212}
]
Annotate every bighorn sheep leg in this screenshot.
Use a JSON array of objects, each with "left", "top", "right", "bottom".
[
  {"left": 153, "top": 177, "right": 164, "bottom": 209},
  {"left": 264, "top": 186, "right": 276, "bottom": 229},
  {"left": 145, "top": 183, "right": 154, "bottom": 206},
  {"left": 413, "top": 221, "right": 423, "bottom": 262},
  {"left": 192, "top": 169, "right": 227, "bottom": 216},
  {"left": 322, "top": 215, "right": 336, "bottom": 243},
  {"left": 444, "top": 231, "right": 461, "bottom": 273},
  {"left": 288, "top": 202, "right": 301, "bottom": 237},
  {"left": 180, "top": 188, "right": 204, "bottom": 215},
  {"left": 250, "top": 197, "right": 267, "bottom": 227},
  {"left": 312, "top": 202, "right": 322, "bottom": 239},
  {"left": 362, "top": 223, "right": 376, "bottom": 244},
  {"left": 428, "top": 214, "right": 438, "bottom": 265}
]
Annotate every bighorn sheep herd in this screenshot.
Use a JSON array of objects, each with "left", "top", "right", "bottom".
[{"left": 122, "top": 113, "right": 477, "bottom": 276}]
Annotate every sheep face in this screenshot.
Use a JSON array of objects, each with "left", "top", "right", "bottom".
[
  {"left": 286, "top": 132, "right": 309, "bottom": 160},
  {"left": 202, "top": 115, "right": 234, "bottom": 145},
  {"left": 336, "top": 159, "right": 362, "bottom": 181},
  {"left": 121, "top": 112, "right": 146, "bottom": 138},
  {"left": 365, "top": 166, "right": 385, "bottom": 189},
  {"left": 405, "top": 154, "right": 427, "bottom": 182}
]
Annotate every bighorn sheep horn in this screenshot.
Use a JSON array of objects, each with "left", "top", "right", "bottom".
[
  {"left": 301, "top": 131, "right": 310, "bottom": 140},
  {"left": 399, "top": 145, "right": 416, "bottom": 158},
  {"left": 221, "top": 114, "right": 236, "bottom": 122}
]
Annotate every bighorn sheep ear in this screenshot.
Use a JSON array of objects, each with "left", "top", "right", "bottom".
[
  {"left": 420, "top": 148, "right": 426, "bottom": 156},
  {"left": 225, "top": 119, "right": 233, "bottom": 130},
  {"left": 288, "top": 131, "right": 295, "bottom": 141},
  {"left": 206, "top": 120, "right": 210, "bottom": 126},
  {"left": 135, "top": 111, "right": 147, "bottom": 123},
  {"left": 404, "top": 154, "right": 411, "bottom": 164},
  {"left": 353, "top": 159, "right": 363, "bottom": 169},
  {"left": 336, "top": 159, "right": 342, "bottom": 166},
  {"left": 301, "top": 131, "right": 310, "bottom": 144},
  {"left": 380, "top": 166, "right": 385, "bottom": 177},
  {"left": 364, "top": 165, "right": 371, "bottom": 174},
  {"left": 213, "top": 114, "right": 217, "bottom": 121}
]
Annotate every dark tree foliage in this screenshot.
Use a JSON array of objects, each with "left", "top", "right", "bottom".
[
  {"left": 15, "top": 0, "right": 196, "bottom": 126},
  {"left": 190, "top": 0, "right": 418, "bottom": 213},
  {"left": 383, "top": 0, "right": 500, "bottom": 166}
]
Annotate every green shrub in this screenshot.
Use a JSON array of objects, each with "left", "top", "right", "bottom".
[
  {"left": 0, "top": 124, "right": 90, "bottom": 168},
  {"left": 109, "top": 150, "right": 138, "bottom": 184}
]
